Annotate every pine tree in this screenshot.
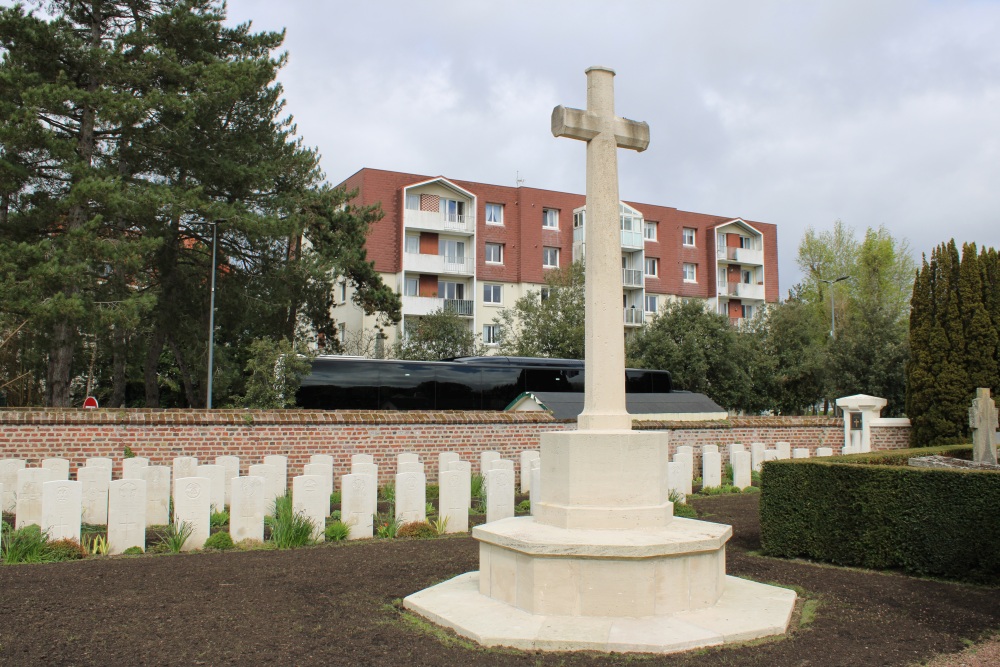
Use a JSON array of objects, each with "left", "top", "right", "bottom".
[{"left": 959, "top": 244, "right": 998, "bottom": 392}]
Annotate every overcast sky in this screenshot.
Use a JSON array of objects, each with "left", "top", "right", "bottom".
[{"left": 226, "top": 0, "right": 1000, "bottom": 296}]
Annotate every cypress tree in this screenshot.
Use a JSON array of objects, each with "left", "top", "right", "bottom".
[{"left": 959, "top": 244, "right": 998, "bottom": 392}]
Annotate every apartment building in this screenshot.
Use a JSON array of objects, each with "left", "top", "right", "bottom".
[{"left": 332, "top": 168, "right": 779, "bottom": 350}]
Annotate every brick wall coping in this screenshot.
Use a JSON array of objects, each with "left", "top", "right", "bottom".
[
  {"left": 0, "top": 408, "right": 561, "bottom": 426},
  {"left": 635, "top": 416, "right": 843, "bottom": 430}
]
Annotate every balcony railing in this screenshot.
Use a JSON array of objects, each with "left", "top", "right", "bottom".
[
  {"left": 402, "top": 295, "right": 473, "bottom": 317},
  {"left": 404, "top": 252, "right": 475, "bottom": 276},
  {"left": 443, "top": 299, "right": 474, "bottom": 316},
  {"left": 622, "top": 268, "right": 643, "bottom": 288},
  {"left": 624, "top": 307, "right": 645, "bottom": 326},
  {"left": 716, "top": 246, "right": 763, "bottom": 265},
  {"left": 718, "top": 282, "right": 765, "bottom": 300},
  {"left": 621, "top": 229, "right": 644, "bottom": 249},
  {"left": 404, "top": 208, "right": 475, "bottom": 235}
]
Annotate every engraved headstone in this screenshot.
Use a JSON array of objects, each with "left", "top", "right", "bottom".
[
  {"left": 480, "top": 450, "right": 501, "bottom": 474},
  {"left": 215, "top": 455, "right": 241, "bottom": 506},
  {"left": 520, "top": 450, "right": 540, "bottom": 493},
  {"left": 85, "top": 458, "right": 114, "bottom": 480},
  {"left": 485, "top": 466, "right": 515, "bottom": 523},
  {"left": 341, "top": 472, "right": 374, "bottom": 540},
  {"left": 775, "top": 442, "right": 792, "bottom": 460},
  {"left": 173, "top": 476, "right": 210, "bottom": 551},
  {"left": 666, "top": 461, "right": 687, "bottom": 503},
  {"left": 750, "top": 443, "right": 766, "bottom": 472},
  {"left": 816, "top": 447, "right": 834, "bottom": 457},
  {"left": 440, "top": 460, "right": 471, "bottom": 533},
  {"left": 16, "top": 467, "right": 54, "bottom": 528},
  {"left": 701, "top": 444, "right": 719, "bottom": 456},
  {"left": 263, "top": 455, "right": 288, "bottom": 497},
  {"left": 302, "top": 463, "right": 334, "bottom": 516},
  {"left": 731, "top": 451, "right": 752, "bottom": 490},
  {"left": 78, "top": 466, "right": 110, "bottom": 524},
  {"left": 351, "top": 453, "right": 374, "bottom": 466},
  {"left": 438, "top": 452, "right": 460, "bottom": 477},
  {"left": 702, "top": 450, "right": 722, "bottom": 489},
  {"left": 529, "top": 458, "right": 541, "bottom": 514},
  {"left": 42, "top": 458, "right": 70, "bottom": 480},
  {"left": 792, "top": 448, "right": 810, "bottom": 459},
  {"left": 248, "top": 463, "right": 282, "bottom": 512},
  {"left": 673, "top": 449, "right": 694, "bottom": 496},
  {"left": 310, "top": 454, "right": 334, "bottom": 468},
  {"left": 42, "top": 479, "right": 82, "bottom": 541},
  {"left": 172, "top": 456, "right": 198, "bottom": 483},
  {"left": 398, "top": 461, "right": 424, "bottom": 475},
  {"left": 0, "top": 459, "right": 26, "bottom": 512},
  {"left": 230, "top": 475, "right": 266, "bottom": 542},
  {"left": 969, "top": 388, "right": 999, "bottom": 465},
  {"left": 122, "top": 456, "right": 149, "bottom": 479},
  {"left": 351, "top": 461, "right": 378, "bottom": 516},
  {"left": 197, "top": 464, "right": 226, "bottom": 512},
  {"left": 398, "top": 452, "right": 419, "bottom": 465},
  {"left": 292, "top": 475, "right": 327, "bottom": 541},
  {"left": 763, "top": 450, "right": 779, "bottom": 462},
  {"left": 107, "top": 479, "right": 146, "bottom": 554},
  {"left": 138, "top": 466, "right": 170, "bottom": 525},
  {"left": 395, "top": 471, "right": 427, "bottom": 524}
]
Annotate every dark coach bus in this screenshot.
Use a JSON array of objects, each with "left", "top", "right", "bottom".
[{"left": 296, "top": 355, "right": 672, "bottom": 411}]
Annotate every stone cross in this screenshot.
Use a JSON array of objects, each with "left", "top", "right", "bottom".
[
  {"left": 552, "top": 66, "right": 649, "bottom": 431},
  {"left": 969, "top": 387, "right": 998, "bottom": 465}
]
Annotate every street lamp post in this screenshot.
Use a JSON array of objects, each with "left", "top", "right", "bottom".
[
  {"left": 203, "top": 219, "right": 227, "bottom": 409},
  {"left": 819, "top": 275, "right": 850, "bottom": 339}
]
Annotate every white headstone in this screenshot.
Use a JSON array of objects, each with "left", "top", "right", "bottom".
[
  {"left": 485, "top": 466, "right": 515, "bottom": 523},
  {"left": 727, "top": 443, "right": 745, "bottom": 459},
  {"left": 520, "top": 450, "right": 541, "bottom": 493},
  {"left": 395, "top": 471, "right": 427, "bottom": 524},
  {"left": 489, "top": 458, "right": 515, "bottom": 473},
  {"left": 341, "top": 472, "right": 374, "bottom": 540},
  {"left": 107, "top": 479, "right": 146, "bottom": 554},
  {"left": 701, "top": 444, "right": 719, "bottom": 456},
  {"left": 397, "top": 452, "right": 419, "bottom": 465},
  {"left": 172, "top": 456, "right": 198, "bottom": 482},
  {"left": 438, "top": 452, "right": 460, "bottom": 477},
  {"left": 792, "top": 448, "right": 810, "bottom": 459},
  {"left": 16, "top": 467, "right": 53, "bottom": 528},
  {"left": 816, "top": 447, "right": 834, "bottom": 457},
  {"left": 666, "top": 461, "right": 687, "bottom": 504},
  {"left": 85, "top": 457, "right": 114, "bottom": 479},
  {"left": 173, "top": 476, "right": 210, "bottom": 551},
  {"left": 439, "top": 461, "right": 471, "bottom": 533},
  {"left": 750, "top": 443, "right": 767, "bottom": 473},
  {"left": 529, "top": 459, "right": 541, "bottom": 515},
  {"left": 263, "top": 455, "right": 288, "bottom": 497},
  {"left": 42, "top": 479, "right": 82, "bottom": 541},
  {"left": 775, "top": 442, "right": 792, "bottom": 460},
  {"left": 302, "top": 463, "right": 334, "bottom": 516},
  {"left": 398, "top": 461, "right": 424, "bottom": 475},
  {"left": 731, "top": 451, "right": 752, "bottom": 490},
  {"left": 196, "top": 464, "right": 226, "bottom": 512},
  {"left": 215, "top": 455, "right": 240, "bottom": 506},
  {"left": 230, "top": 476, "right": 266, "bottom": 543},
  {"left": 702, "top": 451, "right": 722, "bottom": 489},
  {"left": 292, "top": 474, "right": 327, "bottom": 542},
  {"left": 248, "top": 463, "right": 282, "bottom": 512},
  {"left": 78, "top": 466, "right": 110, "bottom": 525},
  {"left": 122, "top": 457, "right": 149, "bottom": 479},
  {"left": 351, "top": 453, "right": 374, "bottom": 466},
  {"left": 138, "top": 466, "right": 170, "bottom": 526},
  {"left": 42, "top": 457, "right": 70, "bottom": 480},
  {"left": 310, "top": 454, "right": 335, "bottom": 468},
  {"left": 673, "top": 450, "right": 694, "bottom": 496},
  {"left": 0, "top": 459, "right": 26, "bottom": 511},
  {"left": 763, "top": 450, "right": 779, "bottom": 462},
  {"left": 480, "top": 450, "right": 501, "bottom": 474},
  {"left": 351, "top": 461, "right": 378, "bottom": 516}
]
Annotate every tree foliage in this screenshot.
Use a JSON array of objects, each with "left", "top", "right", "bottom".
[
  {"left": 394, "top": 308, "right": 483, "bottom": 361},
  {"left": 237, "top": 337, "right": 313, "bottom": 409},
  {"left": 492, "top": 261, "right": 585, "bottom": 359}
]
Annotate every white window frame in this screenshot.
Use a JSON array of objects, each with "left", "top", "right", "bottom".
[
  {"left": 644, "top": 294, "right": 658, "bottom": 313},
  {"left": 403, "top": 277, "right": 418, "bottom": 296},
  {"left": 485, "top": 242, "right": 503, "bottom": 264},
  {"left": 644, "top": 221, "right": 658, "bottom": 241},
  {"left": 644, "top": 257, "right": 658, "bottom": 277},
  {"left": 438, "top": 239, "right": 466, "bottom": 262},
  {"left": 438, "top": 280, "right": 465, "bottom": 300},
  {"left": 542, "top": 246, "right": 559, "bottom": 268},
  {"left": 405, "top": 234, "right": 419, "bottom": 254},
  {"left": 483, "top": 324, "right": 499, "bottom": 345},
  {"left": 485, "top": 203, "right": 503, "bottom": 225},
  {"left": 682, "top": 227, "right": 696, "bottom": 247},
  {"left": 483, "top": 283, "right": 502, "bottom": 305},
  {"left": 683, "top": 263, "right": 697, "bottom": 283},
  {"left": 542, "top": 208, "right": 559, "bottom": 229},
  {"left": 405, "top": 193, "right": 420, "bottom": 210}
]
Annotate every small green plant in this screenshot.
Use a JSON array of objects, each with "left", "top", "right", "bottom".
[
  {"left": 397, "top": 521, "right": 436, "bottom": 539},
  {"left": 426, "top": 484, "right": 440, "bottom": 500},
  {"left": 46, "top": 538, "right": 85, "bottom": 561},
  {"left": 379, "top": 482, "right": 395, "bottom": 502},
  {"left": 123, "top": 446, "right": 135, "bottom": 459},
  {"left": 122, "top": 546, "right": 144, "bottom": 555},
  {"left": 267, "top": 494, "right": 315, "bottom": 549},
  {"left": 242, "top": 412, "right": 255, "bottom": 425},
  {"left": 430, "top": 515, "right": 450, "bottom": 536},
  {"left": 162, "top": 521, "right": 194, "bottom": 553},
  {"left": 210, "top": 509, "right": 230, "bottom": 528},
  {"left": 324, "top": 520, "right": 351, "bottom": 542},
  {"left": 693, "top": 476, "right": 703, "bottom": 487},
  {"left": 330, "top": 491, "right": 341, "bottom": 510},
  {"left": 470, "top": 473, "right": 485, "bottom": 500},
  {"left": 1, "top": 524, "right": 50, "bottom": 564},
  {"left": 85, "top": 534, "right": 109, "bottom": 556},
  {"left": 724, "top": 463, "right": 735, "bottom": 485},
  {"left": 374, "top": 514, "right": 401, "bottom": 539},
  {"left": 516, "top": 499, "right": 531, "bottom": 513},
  {"left": 751, "top": 469, "right": 762, "bottom": 486},
  {"left": 204, "top": 531, "right": 235, "bottom": 551},
  {"left": 673, "top": 503, "right": 698, "bottom": 518},
  {"left": 330, "top": 510, "right": 341, "bottom": 521},
  {"left": 695, "top": 484, "right": 742, "bottom": 497},
  {"left": 425, "top": 502, "right": 436, "bottom": 518}
]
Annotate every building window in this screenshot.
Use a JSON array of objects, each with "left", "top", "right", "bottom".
[
  {"left": 440, "top": 198, "right": 465, "bottom": 222},
  {"left": 543, "top": 246, "right": 559, "bottom": 268},
  {"left": 683, "top": 263, "right": 697, "bottom": 282},
  {"left": 741, "top": 269, "right": 753, "bottom": 284},
  {"left": 339, "top": 281, "right": 347, "bottom": 303},
  {"left": 405, "top": 234, "right": 419, "bottom": 254},
  {"left": 483, "top": 324, "right": 499, "bottom": 345},
  {"left": 742, "top": 304, "right": 755, "bottom": 320},
  {"left": 644, "top": 221, "right": 658, "bottom": 241},
  {"left": 485, "top": 242, "right": 503, "bottom": 264},
  {"left": 438, "top": 280, "right": 465, "bottom": 300},
  {"left": 542, "top": 208, "right": 559, "bottom": 229},
  {"left": 404, "top": 277, "right": 418, "bottom": 296},
  {"left": 483, "top": 283, "right": 502, "bottom": 304},
  {"left": 645, "top": 294, "right": 658, "bottom": 313},
  {"left": 739, "top": 235, "right": 754, "bottom": 249},
  {"left": 540, "top": 287, "right": 551, "bottom": 301},
  {"left": 644, "top": 257, "right": 658, "bottom": 277},
  {"left": 682, "top": 228, "right": 696, "bottom": 246},
  {"left": 338, "top": 324, "right": 347, "bottom": 344},
  {"left": 405, "top": 193, "right": 420, "bottom": 210},
  {"left": 486, "top": 203, "right": 503, "bottom": 225},
  {"left": 439, "top": 239, "right": 466, "bottom": 262}
]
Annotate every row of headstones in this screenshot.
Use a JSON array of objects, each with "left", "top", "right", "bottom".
[{"left": 666, "top": 442, "right": 836, "bottom": 503}]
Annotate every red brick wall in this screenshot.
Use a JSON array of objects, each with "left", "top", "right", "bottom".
[{"left": 870, "top": 424, "right": 911, "bottom": 451}]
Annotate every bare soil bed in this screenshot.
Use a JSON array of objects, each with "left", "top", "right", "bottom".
[{"left": 1, "top": 494, "right": 998, "bottom": 666}]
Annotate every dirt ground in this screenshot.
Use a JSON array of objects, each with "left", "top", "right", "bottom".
[{"left": 1, "top": 494, "right": 997, "bottom": 666}]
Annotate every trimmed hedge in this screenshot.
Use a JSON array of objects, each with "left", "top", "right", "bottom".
[{"left": 759, "top": 445, "right": 1000, "bottom": 583}]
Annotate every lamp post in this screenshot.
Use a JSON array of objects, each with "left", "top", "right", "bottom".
[
  {"left": 204, "top": 219, "right": 227, "bottom": 409},
  {"left": 819, "top": 275, "right": 850, "bottom": 339}
]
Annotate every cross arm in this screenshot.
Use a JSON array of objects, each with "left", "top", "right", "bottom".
[{"left": 551, "top": 106, "right": 650, "bottom": 152}]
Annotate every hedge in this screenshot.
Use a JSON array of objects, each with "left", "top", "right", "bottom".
[{"left": 759, "top": 445, "right": 1000, "bottom": 583}]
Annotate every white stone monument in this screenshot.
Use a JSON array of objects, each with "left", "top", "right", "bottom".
[
  {"left": 230, "top": 475, "right": 266, "bottom": 542},
  {"left": 438, "top": 452, "right": 460, "bottom": 477},
  {"left": 666, "top": 461, "right": 687, "bottom": 503},
  {"left": 775, "top": 442, "right": 792, "bottom": 460},
  {"left": 0, "top": 458, "right": 26, "bottom": 511},
  {"left": 172, "top": 456, "right": 198, "bottom": 482},
  {"left": 528, "top": 458, "right": 541, "bottom": 514},
  {"left": 42, "top": 457, "right": 70, "bottom": 480},
  {"left": 750, "top": 442, "right": 766, "bottom": 472},
  {"left": 310, "top": 453, "right": 335, "bottom": 468},
  {"left": 107, "top": 479, "right": 146, "bottom": 554},
  {"left": 215, "top": 455, "right": 241, "bottom": 506},
  {"left": 173, "top": 476, "right": 210, "bottom": 551},
  {"left": 398, "top": 461, "right": 424, "bottom": 475},
  {"left": 139, "top": 466, "right": 171, "bottom": 526},
  {"left": 485, "top": 465, "right": 514, "bottom": 523},
  {"left": 439, "top": 461, "right": 471, "bottom": 533},
  {"left": 969, "top": 388, "right": 998, "bottom": 465},
  {"left": 341, "top": 472, "right": 374, "bottom": 540},
  {"left": 78, "top": 466, "right": 110, "bottom": 525},
  {"left": 197, "top": 464, "right": 226, "bottom": 512},
  {"left": 727, "top": 443, "right": 745, "bottom": 460},
  {"left": 122, "top": 456, "right": 149, "bottom": 480},
  {"left": 792, "top": 448, "right": 810, "bottom": 459},
  {"left": 42, "top": 479, "right": 82, "bottom": 541},
  {"left": 702, "top": 450, "right": 723, "bottom": 488},
  {"left": 398, "top": 452, "right": 419, "bottom": 465},
  {"left": 15, "top": 467, "right": 53, "bottom": 528},
  {"left": 292, "top": 474, "right": 327, "bottom": 541},
  {"left": 351, "top": 461, "right": 378, "bottom": 517},
  {"left": 263, "top": 455, "right": 288, "bottom": 497},
  {"left": 816, "top": 447, "right": 834, "bottom": 457},
  {"left": 479, "top": 450, "right": 500, "bottom": 474},
  {"left": 731, "top": 451, "right": 752, "bottom": 490},
  {"left": 395, "top": 471, "right": 427, "bottom": 524},
  {"left": 85, "top": 457, "right": 114, "bottom": 479},
  {"left": 351, "top": 453, "right": 374, "bottom": 466},
  {"left": 405, "top": 66, "right": 794, "bottom": 653},
  {"left": 248, "top": 463, "right": 281, "bottom": 512},
  {"left": 303, "top": 463, "right": 334, "bottom": 515},
  {"left": 836, "top": 394, "right": 888, "bottom": 455},
  {"left": 763, "top": 449, "right": 779, "bottom": 462},
  {"left": 519, "top": 450, "right": 540, "bottom": 493}
]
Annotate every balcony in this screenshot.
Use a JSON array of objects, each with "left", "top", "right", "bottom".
[
  {"left": 571, "top": 226, "right": 645, "bottom": 250},
  {"left": 718, "top": 282, "right": 765, "bottom": 300},
  {"left": 717, "top": 246, "right": 763, "bottom": 266},
  {"left": 404, "top": 208, "right": 475, "bottom": 235},
  {"left": 624, "top": 307, "right": 645, "bottom": 326},
  {"left": 622, "top": 268, "right": 643, "bottom": 288},
  {"left": 402, "top": 296, "right": 474, "bottom": 317},
  {"left": 404, "top": 252, "right": 475, "bottom": 276}
]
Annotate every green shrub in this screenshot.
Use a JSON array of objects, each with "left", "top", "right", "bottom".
[
  {"left": 210, "top": 510, "right": 230, "bottom": 528},
  {"left": 330, "top": 510, "right": 341, "bottom": 521},
  {"left": 516, "top": 499, "right": 531, "bottom": 513},
  {"left": 673, "top": 503, "right": 698, "bottom": 519},
  {"left": 694, "top": 484, "right": 743, "bottom": 497},
  {"left": 397, "top": 521, "right": 436, "bottom": 539},
  {"left": 379, "top": 482, "right": 395, "bottom": 502},
  {"left": 470, "top": 473, "right": 485, "bottom": 499},
  {"left": 426, "top": 484, "right": 440, "bottom": 500},
  {"left": 1, "top": 524, "right": 50, "bottom": 564},
  {"left": 122, "top": 546, "right": 144, "bottom": 556},
  {"left": 375, "top": 514, "right": 401, "bottom": 538},
  {"left": 760, "top": 445, "right": 999, "bottom": 583},
  {"left": 724, "top": 463, "right": 734, "bottom": 485},
  {"left": 161, "top": 521, "right": 194, "bottom": 553},
  {"left": 46, "top": 538, "right": 85, "bottom": 561},
  {"left": 204, "top": 531, "right": 235, "bottom": 551},
  {"left": 325, "top": 520, "right": 350, "bottom": 542},
  {"left": 430, "top": 515, "right": 449, "bottom": 535},
  {"left": 267, "top": 494, "right": 316, "bottom": 549}
]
